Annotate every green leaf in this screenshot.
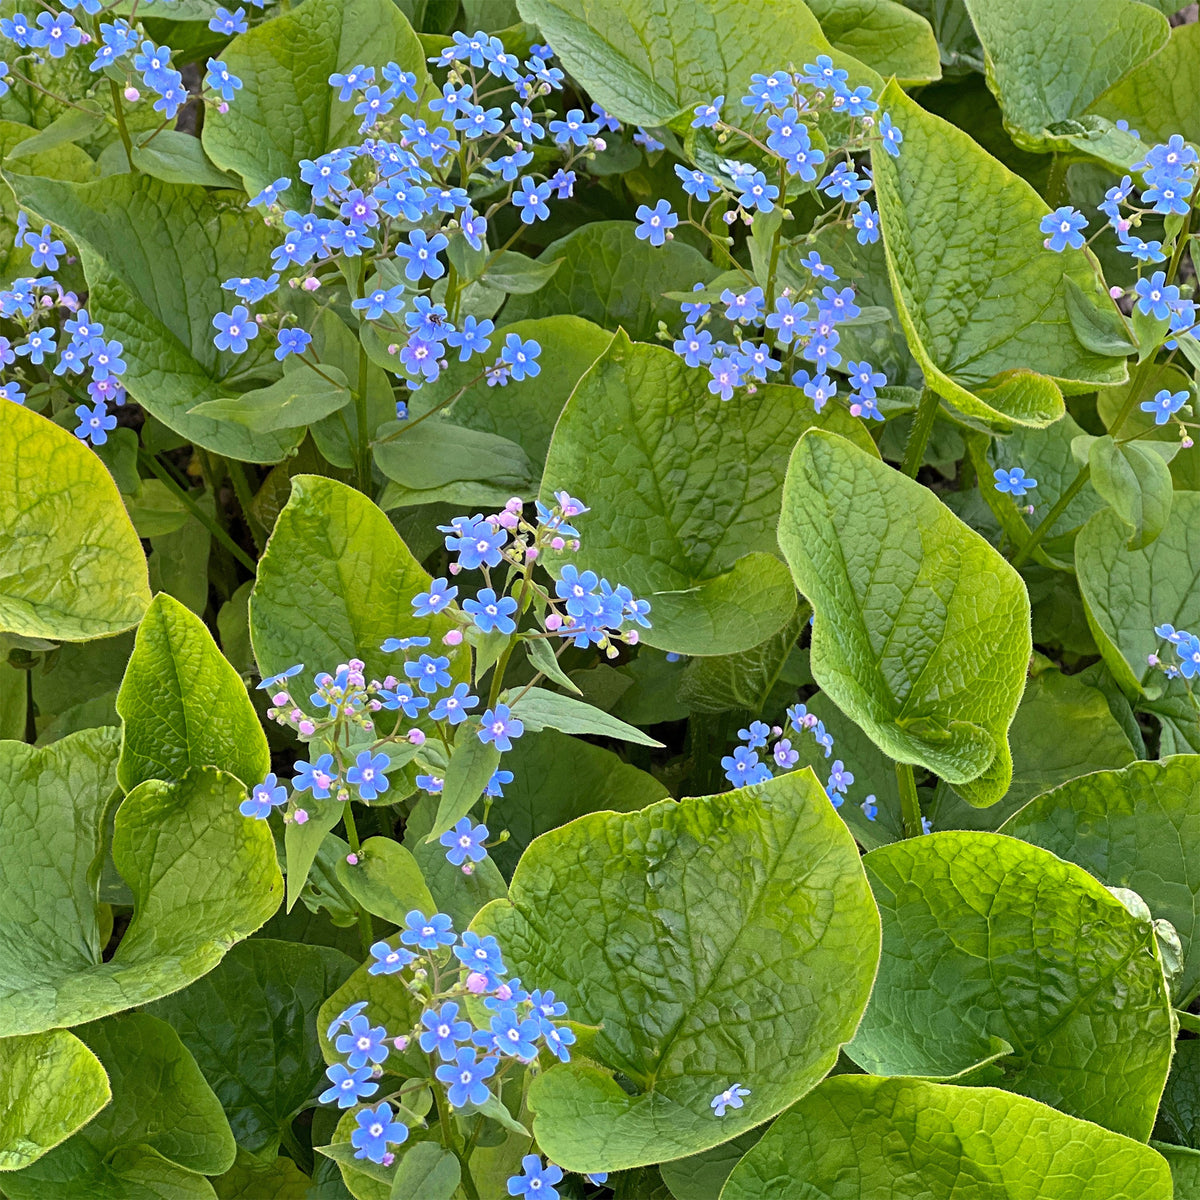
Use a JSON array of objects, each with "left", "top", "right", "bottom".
[
  {"left": 513, "top": 0, "right": 876, "bottom": 126},
  {"left": 0, "top": 1030, "right": 110, "bottom": 1172},
  {"left": 962, "top": 0, "right": 1167, "bottom": 153},
  {"left": 427, "top": 734, "right": 502, "bottom": 842},
  {"left": 1090, "top": 22, "right": 1200, "bottom": 146},
  {"left": 5, "top": 171, "right": 297, "bottom": 463},
  {"left": 1064, "top": 274, "right": 1138, "bottom": 356},
  {"left": 522, "top": 636, "right": 581, "bottom": 695},
  {"left": 507, "top": 687, "right": 663, "bottom": 747},
  {"left": 7, "top": 105, "right": 104, "bottom": 159},
  {"left": 116, "top": 592, "right": 270, "bottom": 793},
  {"left": 486, "top": 730, "right": 669, "bottom": 877},
  {"left": 201, "top": 0, "right": 432, "bottom": 197},
  {"left": 778, "top": 431, "right": 1030, "bottom": 805},
  {"left": 389, "top": 1143, "right": 459, "bottom": 1200},
  {"left": 189, "top": 364, "right": 352, "bottom": 433},
  {"left": 848, "top": 830, "right": 1175, "bottom": 1139},
  {"left": 1088, "top": 433, "right": 1175, "bottom": 548},
  {"left": 870, "top": 80, "right": 1127, "bottom": 426},
  {"left": 656, "top": 1131, "right": 763, "bottom": 1200},
  {"left": 502, "top": 222, "right": 718, "bottom": 342},
  {"left": 479, "top": 250, "right": 562, "bottom": 294},
  {"left": 373, "top": 420, "right": 534, "bottom": 494},
  {"left": 1, "top": 404, "right": 150, "bottom": 641},
  {"left": 1156, "top": 1039, "right": 1200, "bottom": 1148},
  {"left": 472, "top": 769, "right": 880, "bottom": 1172},
  {"left": 0, "top": 743, "right": 281, "bottom": 1037},
  {"left": 1156, "top": 1143, "right": 1200, "bottom": 1200},
  {"left": 129, "top": 130, "right": 240, "bottom": 189},
  {"left": 1, "top": 1012, "right": 235, "bottom": 1199},
  {"left": 806, "top": 0, "right": 941, "bottom": 84},
  {"left": 213, "top": 1151, "right": 313, "bottom": 1199},
  {"left": 146, "top": 939, "right": 356, "bottom": 1156},
  {"left": 722, "top": 1074, "right": 1173, "bottom": 1200},
  {"left": 284, "top": 798, "right": 345, "bottom": 914},
  {"left": 1001, "top": 756, "right": 1200, "bottom": 1005},
  {"left": 336, "top": 836, "right": 435, "bottom": 923},
  {"left": 249, "top": 474, "right": 459, "bottom": 686},
  {"left": 1075, "top": 492, "right": 1200, "bottom": 698},
  {"left": 540, "top": 332, "right": 874, "bottom": 655}
]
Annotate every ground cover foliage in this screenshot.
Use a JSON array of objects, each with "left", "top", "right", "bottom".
[{"left": 5, "top": 0, "right": 1200, "bottom": 1196}]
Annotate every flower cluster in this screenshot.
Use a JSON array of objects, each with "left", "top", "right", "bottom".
[
  {"left": 1151, "top": 624, "right": 1200, "bottom": 681},
  {"left": 0, "top": 272, "right": 127, "bottom": 442},
  {"left": 629, "top": 61, "right": 899, "bottom": 417},
  {"left": 322, "top": 911, "right": 576, "bottom": 1166}
]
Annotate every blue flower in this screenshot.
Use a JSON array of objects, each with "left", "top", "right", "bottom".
[
  {"left": 16, "top": 327, "right": 55, "bottom": 364},
  {"left": 482, "top": 1009, "right": 541, "bottom": 1060},
  {"left": 455, "top": 102, "right": 505, "bottom": 139},
  {"left": 711, "top": 1083, "right": 750, "bottom": 1116},
  {"left": 87, "top": 339, "right": 125, "bottom": 380},
  {"left": 447, "top": 516, "right": 507, "bottom": 570},
  {"left": 454, "top": 930, "right": 505, "bottom": 978},
  {"left": 396, "top": 229, "right": 448, "bottom": 281},
  {"left": 708, "top": 356, "right": 742, "bottom": 401},
  {"left": 674, "top": 324, "right": 714, "bottom": 367},
  {"left": 723, "top": 746, "right": 765, "bottom": 787},
  {"left": 852, "top": 202, "right": 879, "bottom": 244},
  {"left": 381, "top": 635, "right": 431, "bottom": 653},
  {"left": 819, "top": 285, "right": 860, "bottom": 323},
  {"left": 742, "top": 70, "right": 794, "bottom": 113},
  {"left": 737, "top": 170, "right": 779, "bottom": 213},
  {"left": 436, "top": 1048, "right": 497, "bottom": 1108},
  {"left": 416, "top": 773, "right": 443, "bottom": 794},
  {"left": 368, "top": 939, "right": 416, "bottom": 976},
  {"left": 319, "top": 1063, "right": 378, "bottom": 1108},
  {"left": 1134, "top": 271, "right": 1179, "bottom": 321},
  {"left": 993, "top": 466, "right": 1037, "bottom": 496},
  {"left": 212, "top": 305, "right": 258, "bottom": 353},
  {"left": 801, "top": 251, "right": 837, "bottom": 281},
  {"left": 336, "top": 1015, "right": 390, "bottom": 1069},
  {"left": 878, "top": 112, "right": 903, "bottom": 157},
  {"left": 1142, "top": 388, "right": 1189, "bottom": 424},
  {"left": 722, "top": 286, "right": 764, "bottom": 324},
  {"left": 861, "top": 794, "right": 878, "bottom": 821},
  {"left": 548, "top": 107, "right": 599, "bottom": 146},
  {"left": 206, "top": 58, "right": 242, "bottom": 102},
  {"left": 1, "top": 382, "right": 25, "bottom": 405},
  {"left": 510, "top": 101, "right": 544, "bottom": 142},
  {"left": 512, "top": 177, "right": 552, "bottom": 224},
  {"left": 499, "top": 333, "right": 541, "bottom": 380},
  {"left": 293, "top": 753, "right": 336, "bottom": 799},
  {"left": 31, "top": 11, "right": 82, "bottom": 57},
  {"left": 676, "top": 165, "right": 719, "bottom": 200},
  {"left": 765, "top": 296, "right": 808, "bottom": 345},
  {"left": 326, "top": 1001, "right": 368, "bottom": 1041},
  {"left": 352, "top": 284, "right": 405, "bottom": 320},
  {"left": 464, "top": 587, "right": 517, "bottom": 635},
  {"left": 413, "top": 577, "right": 457, "bottom": 616},
  {"left": 401, "top": 909, "right": 456, "bottom": 949},
  {"left": 813, "top": 720, "right": 834, "bottom": 757},
  {"left": 681, "top": 282, "right": 711, "bottom": 322},
  {"left": 420, "top": 1002, "right": 472, "bottom": 1060},
  {"left": 826, "top": 760, "right": 853, "bottom": 796},
  {"left": 766, "top": 107, "right": 810, "bottom": 157},
  {"left": 773, "top": 739, "right": 799, "bottom": 769},
  {"left": 239, "top": 773, "right": 286, "bottom": 819},
  {"left": 541, "top": 1021, "right": 575, "bottom": 1062},
  {"left": 634, "top": 199, "right": 677, "bottom": 246},
  {"left": 209, "top": 6, "right": 248, "bottom": 34},
  {"left": 801, "top": 54, "right": 847, "bottom": 89},
  {"left": 275, "top": 328, "right": 311, "bottom": 360},
  {"left": 249, "top": 177, "right": 290, "bottom": 207},
  {"left": 833, "top": 84, "right": 878, "bottom": 118},
  {"left": 346, "top": 750, "right": 390, "bottom": 800},
  {"left": 440, "top": 817, "right": 488, "bottom": 866},
  {"left": 691, "top": 95, "right": 724, "bottom": 128},
  {"left": 351, "top": 1102, "right": 407, "bottom": 1164},
  {"left": 1040, "top": 206, "right": 1087, "bottom": 252},
  {"left": 820, "top": 162, "right": 870, "bottom": 203},
  {"left": 446, "top": 314, "right": 493, "bottom": 362},
  {"left": 222, "top": 274, "right": 279, "bottom": 303},
  {"left": 738, "top": 721, "right": 771, "bottom": 749},
  {"left": 431, "top": 682, "right": 478, "bottom": 725},
  {"left": 556, "top": 563, "right": 602, "bottom": 617},
  {"left": 803, "top": 373, "right": 836, "bottom": 413},
  {"left": 25, "top": 224, "right": 63, "bottom": 270},
  {"left": 508, "top": 1157, "right": 564, "bottom": 1200},
  {"left": 73, "top": 402, "right": 117, "bottom": 446},
  {"left": 379, "top": 682, "right": 429, "bottom": 719},
  {"left": 478, "top": 703, "right": 524, "bottom": 752},
  {"left": 847, "top": 360, "right": 886, "bottom": 398},
  {"left": 328, "top": 63, "right": 373, "bottom": 101},
  {"left": 406, "top": 653, "right": 452, "bottom": 694}
]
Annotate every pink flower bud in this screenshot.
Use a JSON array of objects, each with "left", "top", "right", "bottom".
[
  {"left": 462, "top": 861, "right": 475, "bottom": 874},
  {"left": 388, "top": 343, "right": 399, "bottom": 354},
  {"left": 294, "top": 809, "right": 309, "bottom": 824},
  {"left": 124, "top": 86, "right": 140, "bottom": 102},
  {"left": 570, "top": 539, "right": 581, "bottom": 551},
  {"left": 449, "top": 562, "right": 462, "bottom": 575},
  {"left": 407, "top": 728, "right": 426, "bottom": 745},
  {"left": 302, "top": 276, "right": 320, "bottom": 292},
  {"left": 466, "top": 971, "right": 489, "bottom": 993},
  {"left": 496, "top": 511, "right": 519, "bottom": 529},
  {"left": 506, "top": 497, "right": 523, "bottom": 513},
  {"left": 393, "top": 1035, "right": 409, "bottom": 1051},
  {"left": 218, "top": 102, "right": 229, "bottom": 114},
  {"left": 382, "top": 1153, "right": 395, "bottom": 1167},
  {"left": 1184, "top": 436, "right": 1195, "bottom": 449},
  {"left": 383, "top": 674, "right": 398, "bottom": 689},
  {"left": 593, "top": 136, "right": 607, "bottom": 152},
  {"left": 1110, "top": 286, "right": 1124, "bottom": 299},
  {"left": 273, "top": 691, "right": 289, "bottom": 707},
  {"left": 443, "top": 628, "right": 464, "bottom": 646},
  {"left": 626, "top": 630, "right": 639, "bottom": 645},
  {"left": 1149, "top": 653, "right": 1160, "bottom": 666},
  {"left": 545, "top": 612, "right": 563, "bottom": 631},
  {"left": 289, "top": 707, "right": 303, "bottom": 722},
  {"left": 525, "top": 546, "right": 539, "bottom": 561},
  {"left": 550, "top": 536, "right": 565, "bottom": 550},
  {"left": 298, "top": 719, "right": 315, "bottom": 736},
  {"left": 346, "top": 853, "right": 359, "bottom": 866}
]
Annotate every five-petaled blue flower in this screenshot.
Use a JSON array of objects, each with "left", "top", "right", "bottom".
[
  {"left": 413, "top": 577, "right": 458, "bottom": 616},
  {"left": 431, "top": 682, "right": 478, "bottom": 725},
  {"left": 406, "top": 653, "right": 452, "bottom": 693},
  {"left": 634, "top": 199, "right": 678, "bottom": 246},
  {"left": 711, "top": 1083, "right": 750, "bottom": 1117},
  {"left": 293, "top": 753, "right": 336, "bottom": 799},
  {"left": 691, "top": 95, "right": 723, "bottom": 128},
  {"left": 454, "top": 930, "right": 505, "bottom": 979},
  {"left": 368, "top": 939, "right": 416, "bottom": 975},
  {"left": 351, "top": 1102, "right": 408, "bottom": 1164},
  {"left": 464, "top": 587, "right": 518, "bottom": 634},
  {"left": 213, "top": 305, "right": 258, "bottom": 354},
  {"left": 1134, "top": 271, "right": 1179, "bottom": 321},
  {"left": 499, "top": 333, "right": 541, "bottom": 380},
  {"left": 240, "top": 773, "right": 287, "bottom": 819},
  {"left": 346, "top": 750, "right": 390, "bottom": 800},
  {"left": 1040, "top": 206, "right": 1087, "bottom": 252},
  {"left": 479, "top": 703, "right": 524, "bottom": 752},
  {"left": 396, "top": 229, "right": 448, "bottom": 281},
  {"left": 352, "top": 284, "right": 405, "bottom": 320},
  {"left": 420, "top": 1001, "right": 472, "bottom": 1060},
  {"left": 993, "top": 467, "right": 1037, "bottom": 497},
  {"left": 508, "top": 1156, "right": 564, "bottom": 1199},
  {"left": 440, "top": 817, "right": 488, "bottom": 866},
  {"left": 1142, "top": 388, "right": 1189, "bottom": 424},
  {"left": 336, "top": 1015, "right": 390, "bottom": 1069},
  {"left": 319, "top": 1063, "right": 378, "bottom": 1108},
  {"left": 436, "top": 1048, "right": 497, "bottom": 1108},
  {"left": 401, "top": 909, "right": 456, "bottom": 949}
]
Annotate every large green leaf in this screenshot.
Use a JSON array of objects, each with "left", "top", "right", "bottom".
[
  {"left": 514, "top": 0, "right": 876, "bottom": 126},
  {"left": 778, "top": 430, "right": 1030, "bottom": 805},
  {"left": 848, "top": 830, "right": 1174, "bottom": 1140},
  {"left": 0, "top": 1030, "right": 110, "bottom": 1172},
  {"left": 249, "top": 474, "right": 457, "bottom": 685},
  {"left": 870, "top": 80, "right": 1127, "bottom": 427},
  {"left": 1091, "top": 22, "right": 1200, "bottom": 145},
  {"left": 540, "top": 333, "right": 874, "bottom": 656},
  {"left": 5, "top": 172, "right": 296, "bottom": 463},
  {"left": 1158, "top": 1143, "right": 1200, "bottom": 1200},
  {"left": 962, "top": 0, "right": 1167, "bottom": 154},
  {"left": 486, "top": 730, "right": 669, "bottom": 876},
  {"left": 722, "top": 1074, "right": 1173, "bottom": 1200},
  {"left": 1, "top": 404, "right": 149, "bottom": 641},
  {"left": 1002, "top": 756, "right": 1200, "bottom": 1005},
  {"left": 807, "top": 0, "right": 941, "bottom": 84},
  {"left": 1, "top": 1012, "right": 234, "bottom": 1200},
  {"left": 0, "top": 750, "right": 281, "bottom": 1037},
  {"left": 116, "top": 593, "right": 270, "bottom": 793},
  {"left": 201, "top": 0, "right": 430, "bottom": 197},
  {"left": 1157, "top": 1040, "right": 1200, "bottom": 1149},
  {"left": 147, "top": 939, "right": 356, "bottom": 1156},
  {"left": 1075, "top": 492, "right": 1200, "bottom": 699},
  {"left": 503, "top": 222, "right": 718, "bottom": 343},
  {"left": 472, "top": 769, "right": 880, "bottom": 1172}
]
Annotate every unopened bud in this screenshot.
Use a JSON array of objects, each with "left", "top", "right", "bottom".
[
  {"left": 626, "top": 630, "right": 639, "bottom": 644},
  {"left": 346, "top": 853, "right": 359, "bottom": 866},
  {"left": 466, "top": 971, "right": 488, "bottom": 993},
  {"left": 393, "top": 1035, "right": 409, "bottom": 1051},
  {"left": 218, "top": 101, "right": 229, "bottom": 114},
  {"left": 298, "top": 719, "right": 315, "bottom": 736},
  {"left": 407, "top": 728, "right": 425, "bottom": 745},
  {"left": 545, "top": 612, "right": 563, "bottom": 631},
  {"left": 302, "top": 276, "right": 320, "bottom": 291},
  {"left": 124, "top": 86, "right": 140, "bottom": 102},
  {"left": 443, "top": 628, "right": 464, "bottom": 646},
  {"left": 550, "top": 536, "right": 565, "bottom": 550},
  {"left": 1110, "top": 285, "right": 1124, "bottom": 299},
  {"left": 294, "top": 808, "right": 309, "bottom": 824},
  {"left": 525, "top": 546, "right": 539, "bottom": 561}
]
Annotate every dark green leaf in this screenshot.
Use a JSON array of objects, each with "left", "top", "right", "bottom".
[
  {"left": 1088, "top": 433, "right": 1175, "bottom": 549},
  {"left": 1064, "top": 274, "right": 1138, "bottom": 356}
]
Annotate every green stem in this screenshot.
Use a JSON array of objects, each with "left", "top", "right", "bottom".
[
  {"left": 107, "top": 78, "right": 136, "bottom": 173},
  {"left": 900, "top": 387, "right": 940, "bottom": 478},
  {"left": 341, "top": 800, "right": 374, "bottom": 955},
  {"left": 225, "top": 458, "right": 267, "bottom": 552},
  {"left": 138, "top": 451, "right": 257, "bottom": 572},
  {"left": 1011, "top": 465, "right": 1090, "bottom": 568},
  {"left": 1045, "top": 152, "right": 1068, "bottom": 208},
  {"left": 351, "top": 273, "right": 372, "bottom": 495},
  {"left": 278, "top": 1120, "right": 312, "bottom": 1174},
  {"left": 895, "top": 762, "right": 923, "bottom": 839}
]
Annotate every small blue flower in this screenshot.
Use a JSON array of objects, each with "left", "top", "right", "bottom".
[
  {"left": 436, "top": 1048, "right": 497, "bottom": 1108},
  {"left": 73, "top": 402, "right": 117, "bottom": 446},
  {"left": 239, "top": 773, "right": 287, "bottom": 819},
  {"left": 722, "top": 286, "right": 764, "bottom": 324},
  {"left": 430, "top": 682, "right": 478, "bottom": 725},
  {"left": 416, "top": 773, "right": 443, "bottom": 794},
  {"left": 773, "top": 739, "right": 799, "bottom": 769},
  {"left": 396, "top": 229, "right": 448, "bottom": 281},
  {"left": 861, "top": 794, "right": 878, "bottom": 821},
  {"left": 346, "top": 750, "right": 390, "bottom": 800},
  {"left": 413, "top": 577, "right": 458, "bottom": 616},
  {"left": 336, "top": 1015, "right": 390, "bottom": 1069},
  {"left": 464, "top": 587, "right": 517, "bottom": 635},
  {"left": 351, "top": 1102, "right": 408, "bottom": 1164},
  {"left": 325, "top": 1001, "right": 368, "bottom": 1042},
  {"left": 499, "top": 333, "right": 541, "bottom": 380},
  {"left": 454, "top": 930, "right": 505, "bottom": 978},
  {"left": 381, "top": 636, "right": 431, "bottom": 653},
  {"left": 484, "top": 768, "right": 514, "bottom": 797},
  {"left": 800, "top": 251, "right": 837, "bottom": 281},
  {"left": 406, "top": 653, "right": 452, "bottom": 694},
  {"left": 737, "top": 170, "right": 779, "bottom": 213},
  {"left": 446, "top": 314, "right": 493, "bottom": 362},
  {"left": 711, "top": 1083, "right": 750, "bottom": 1117},
  {"left": 691, "top": 95, "right": 723, "bottom": 129},
  {"left": 548, "top": 107, "right": 599, "bottom": 146},
  {"left": 401, "top": 910, "right": 456, "bottom": 949},
  {"left": 511, "top": 177, "right": 552, "bottom": 225},
  {"left": 293, "top": 753, "right": 336, "bottom": 799},
  {"left": 478, "top": 704, "right": 524, "bottom": 752},
  {"left": 826, "top": 759, "right": 853, "bottom": 796},
  {"left": 708, "top": 356, "right": 742, "bottom": 401},
  {"left": 508, "top": 1156, "right": 564, "bottom": 1199},
  {"left": 352, "top": 284, "right": 405, "bottom": 321},
  {"left": 209, "top": 6, "right": 248, "bottom": 34},
  {"left": 368, "top": 939, "right": 416, "bottom": 976},
  {"left": 1142, "top": 388, "right": 1189, "bottom": 424},
  {"left": 440, "top": 817, "right": 488, "bottom": 866},
  {"left": 420, "top": 1002, "right": 472, "bottom": 1060},
  {"left": 878, "top": 111, "right": 903, "bottom": 157},
  {"left": 738, "top": 720, "right": 771, "bottom": 749},
  {"left": 1040, "top": 206, "right": 1087, "bottom": 252},
  {"left": 206, "top": 58, "right": 242, "bottom": 103},
  {"left": 993, "top": 466, "right": 1037, "bottom": 497},
  {"left": 847, "top": 360, "right": 886, "bottom": 399},
  {"left": 634, "top": 199, "right": 677, "bottom": 246},
  {"left": 319, "top": 1063, "right": 378, "bottom": 1108},
  {"left": 482, "top": 1009, "right": 541, "bottom": 1060},
  {"left": 675, "top": 164, "right": 718, "bottom": 200},
  {"left": 275, "top": 327, "right": 311, "bottom": 360},
  {"left": 852, "top": 202, "right": 879, "bottom": 245},
  {"left": 1134, "top": 271, "right": 1178, "bottom": 320},
  {"left": 25, "top": 224, "right": 63, "bottom": 270},
  {"left": 249, "top": 177, "right": 290, "bottom": 208},
  {"left": 213, "top": 305, "right": 258, "bottom": 354}
]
